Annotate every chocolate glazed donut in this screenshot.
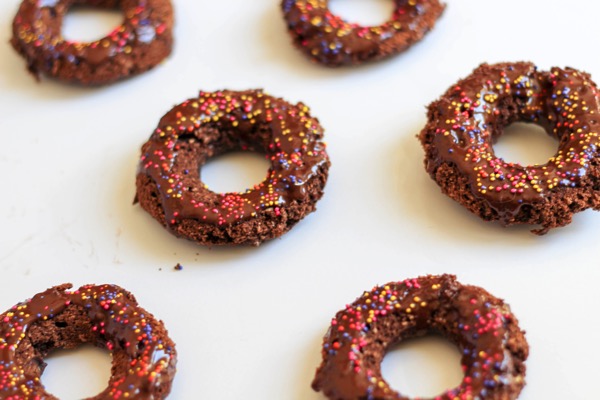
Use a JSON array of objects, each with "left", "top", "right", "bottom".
[
  {"left": 419, "top": 62, "right": 600, "bottom": 234},
  {"left": 281, "top": 0, "right": 445, "bottom": 67},
  {"left": 135, "top": 89, "right": 330, "bottom": 246},
  {"left": 313, "top": 275, "right": 529, "bottom": 400},
  {"left": 11, "top": 0, "right": 173, "bottom": 85},
  {"left": 0, "top": 284, "right": 177, "bottom": 399}
]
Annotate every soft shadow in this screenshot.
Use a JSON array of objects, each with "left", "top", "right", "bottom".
[
  {"left": 295, "top": 333, "right": 464, "bottom": 400},
  {"left": 390, "top": 127, "right": 576, "bottom": 245},
  {"left": 62, "top": 7, "right": 123, "bottom": 43},
  {"left": 202, "top": 151, "right": 271, "bottom": 194},
  {"left": 0, "top": 8, "right": 103, "bottom": 100},
  {"left": 493, "top": 122, "right": 558, "bottom": 166},
  {"left": 328, "top": 0, "right": 395, "bottom": 26},
  {"left": 43, "top": 344, "right": 112, "bottom": 399},
  {"left": 294, "top": 332, "right": 326, "bottom": 400},
  {"left": 382, "top": 335, "right": 463, "bottom": 398},
  {"left": 110, "top": 149, "right": 276, "bottom": 266},
  {"left": 0, "top": 7, "right": 158, "bottom": 99}
]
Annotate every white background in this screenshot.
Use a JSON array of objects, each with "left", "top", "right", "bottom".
[{"left": 1, "top": 0, "right": 600, "bottom": 398}]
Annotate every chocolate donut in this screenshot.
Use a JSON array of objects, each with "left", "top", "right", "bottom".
[
  {"left": 135, "top": 89, "right": 330, "bottom": 246},
  {"left": 11, "top": 0, "right": 173, "bottom": 85},
  {"left": 0, "top": 283, "right": 177, "bottom": 399},
  {"left": 312, "top": 275, "right": 528, "bottom": 400},
  {"left": 281, "top": 0, "right": 445, "bottom": 67},
  {"left": 419, "top": 62, "right": 600, "bottom": 234}
]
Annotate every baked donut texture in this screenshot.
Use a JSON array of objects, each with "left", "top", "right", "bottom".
[
  {"left": 11, "top": 0, "right": 173, "bottom": 85},
  {"left": 281, "top": 0, "right": 445, "bottom": 67},
  {"left": 313, "top": 275, "right": 528, "bottom": 400},
  {"left": 135, "top": 89, "right": 330, "bottom": 246},
  {"left": 419, "top": 62, "right": 600, "bottom": 234},
  {"left": 0, "top": 283, "right": 177, "bottom": 399}
]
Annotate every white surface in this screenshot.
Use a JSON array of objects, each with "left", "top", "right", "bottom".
[{"left": 1, "top": 0, "right": 600, "bottom": 398}]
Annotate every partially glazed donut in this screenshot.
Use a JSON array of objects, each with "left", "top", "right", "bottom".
[
  {"left": 419, "top": 62, "right": 600, "bottom": 234},
  {"left": 281, "top": 0, "right": 445, "bottom": 66},
  {"left": 0, "top": 283, "right": 177, "bottom": 399},
  {"left": 312, "top": 275, "right": 528, "bottom": 400},
  {"left": 11, "top": 0, "right": 173, "bottom": 85},
  {"left": 135, "top": 89, "right": 330, "bottom": 246}
]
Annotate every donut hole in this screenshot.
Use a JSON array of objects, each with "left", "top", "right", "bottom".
[
  {"left": 493, "top": 122, "right": 558, "bottom": 166},
  {"left": 62, "top": 6, "right": 123, "bottom": 42},
  {"left": 329, "top": 0, "right": 395, "bottom": 26},
  {"left": 381, "top": 335, "right": 463, "bottom": 398},
  {"left": 201, "top": 151, "right": 271, "bottom": 193},
  {"left": 43, "top": 344, "right": 112, "bottom": 399}
]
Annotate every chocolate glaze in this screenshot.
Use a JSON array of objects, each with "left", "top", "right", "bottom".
[
  {"left": 0, "top": 284, "right": 177, "bottom": 399},
  {"left": 281, "top": 0, "right": 445, "bottom": 67},
  {"left": 419, "top": 62, "right": 600, "bottom": 234},
  {"left": 135, "top": 89, "right": 330, "bottom": 246},
  {"left": 11, "top": 0, "right": 173, "bottom": 85},
  {"left": 312, "top": 275, "right": 528, "bottom": 400}
]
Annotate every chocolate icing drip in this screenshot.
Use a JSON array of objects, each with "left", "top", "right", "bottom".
[
  {"left": 281, "top": 0, "right": 445, "bottom": 66},
  {"left": 137, "top": 90, "right": 329, "bottom": 229},
  {"left": 0, "top": 284, "right": 177, "bottom": 399},
  {"left": 420, "top": 62, "right": 600, "bottom": 233},
  {"left": 312, "top": 275, "right": 528, "bottom": 400},
  {"left": 11, "top": 0, "right": 173, "bottom": 84}
]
